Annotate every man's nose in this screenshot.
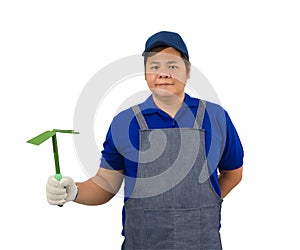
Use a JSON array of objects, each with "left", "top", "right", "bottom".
[{"left": 159, "top": 72, "right": 172, "bottom": 78}]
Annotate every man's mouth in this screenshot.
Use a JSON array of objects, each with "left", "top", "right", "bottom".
[{"left": 155, "top": 83, "right": 174, "bottom": 86}]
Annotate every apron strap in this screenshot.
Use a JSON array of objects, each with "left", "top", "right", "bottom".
[
  {"left": 133, "top": 100, "right": 205, "bottom": 130},
  {"left": 193, "top": 100, "right": 206, "bottom": 129},
  {"left": 132, "top": 105, "right": 149, "bottom": 130}
]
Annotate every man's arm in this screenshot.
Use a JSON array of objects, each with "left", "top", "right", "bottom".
[
  {"left": 75, "top": 168, "right": 124, "bottom": 205},
  {"left": 218, "top": 166, "right": 243, "bottom": 199}
]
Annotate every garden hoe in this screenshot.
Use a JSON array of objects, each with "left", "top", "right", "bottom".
[{"left": 27, "top": 129, "right": 79, "bottom": 206}]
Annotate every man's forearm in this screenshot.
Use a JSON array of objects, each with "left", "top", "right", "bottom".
[
  {"left": 75, "top": 178, "right": 115, "bottom": 206},
  {"left": 218, "top": 166, "right": 243, "bottom": 199},
  {"left": 74, "top": 168, "right": 124, "bottom": 206}
]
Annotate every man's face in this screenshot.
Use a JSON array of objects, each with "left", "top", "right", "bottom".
[{"left": 145, "top": 47, "right": 190, "bottom": 100}]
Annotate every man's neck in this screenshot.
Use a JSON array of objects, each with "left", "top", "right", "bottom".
[{"left": 152, "top": 93, "right": 185, "bottom": 118}]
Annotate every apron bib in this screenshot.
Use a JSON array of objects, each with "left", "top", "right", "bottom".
[{"left": 123, "top": 101, "right": 223, "bottom": 250}]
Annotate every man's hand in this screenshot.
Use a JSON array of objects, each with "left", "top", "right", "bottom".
[{"left": 46, "top": 176, "right": 78, "bottom": 205}]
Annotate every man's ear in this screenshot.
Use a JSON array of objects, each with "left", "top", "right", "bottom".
[{"left": 186, "top": 68, "right": 191, "bottom": 80}]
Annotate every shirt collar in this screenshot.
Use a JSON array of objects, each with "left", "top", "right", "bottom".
[{"left": 139, "top": 93, "right": 198, "bottom": 115}]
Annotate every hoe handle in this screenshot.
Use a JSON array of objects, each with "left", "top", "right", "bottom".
[{"left": 52, "top": 135, "right": 63, "bottom": 207}]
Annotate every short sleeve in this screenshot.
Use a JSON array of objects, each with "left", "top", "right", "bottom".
[
  {"left": 218, "top": 111, "right": 244, "bottom": 170},
  {"left": 100, "top": 124, "right": 124, "bottom": 171}
]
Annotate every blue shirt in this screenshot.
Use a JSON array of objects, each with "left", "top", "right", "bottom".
[{"left": 100, "top": 93, "right": 243, "bottom": 235}]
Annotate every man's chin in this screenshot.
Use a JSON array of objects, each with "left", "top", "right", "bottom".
[
  {"left": 150, "top": 88, "right": 184, "bottom": 102},
  {"left": 151, "top": 88, "right": 175, "bottom": 98}
]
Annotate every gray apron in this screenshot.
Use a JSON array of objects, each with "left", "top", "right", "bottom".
[{"left": 123, "top": 101, "right": 223, "bottom": 250}]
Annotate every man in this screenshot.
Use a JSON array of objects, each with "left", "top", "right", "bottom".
[{"left": 47, "top": 31, "right": 244, "bottom": 249}]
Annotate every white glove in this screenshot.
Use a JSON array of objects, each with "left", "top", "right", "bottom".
[{"left": 46, "top": 176, "right": 78, "bottom": 205}]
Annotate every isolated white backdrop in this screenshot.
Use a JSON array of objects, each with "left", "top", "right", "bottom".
[{"left": 1, "top": 1, "right": 299, "bottom": 249}]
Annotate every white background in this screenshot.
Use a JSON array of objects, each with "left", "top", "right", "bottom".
[{"left": 1, "top": 0, "right": 299, "bottom": 249}]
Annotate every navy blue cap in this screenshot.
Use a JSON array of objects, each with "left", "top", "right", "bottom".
[{"left": 143, "top": 31, "right": 189, "bottom": 59}]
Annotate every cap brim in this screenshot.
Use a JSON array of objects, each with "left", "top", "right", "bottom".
[{"left": 143, "top": 40, "right": 185, "bottom": 57}]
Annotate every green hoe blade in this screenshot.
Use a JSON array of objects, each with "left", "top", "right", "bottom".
[
  {"left": 54, "top": 129, "right": 80, "bottom": 134},
  {"left": 27, "top": 129, "right": 79, "bottom": 145},
  {"left": 27, "top": 130, "right": 56, "bottom": 145}
]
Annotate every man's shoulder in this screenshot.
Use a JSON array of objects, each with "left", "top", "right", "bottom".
[
  {"left": 112, "top": 106, "right": 136, "bottom": 124},
  {"left": 203, "top": 99, "right": 226, "bottom": 114},
  {"left": 113, "top": 95, "right": 155, "bottom": 122},
  {"left": 202, "top": 100, "right": 228, "bottom": 127},
  {"left": 111, "top": 100, "right": 148, "bottom": 126},
  {"left": 184, "top": 94, "right": 224, "bottom": 112}
]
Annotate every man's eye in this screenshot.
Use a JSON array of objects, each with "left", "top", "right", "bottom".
[
  {"left": 169, "top": 65, "right": 178, "bottom": 69},
  {"left": 150, "top": 66, "right": 159, "bottom": 70}
]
